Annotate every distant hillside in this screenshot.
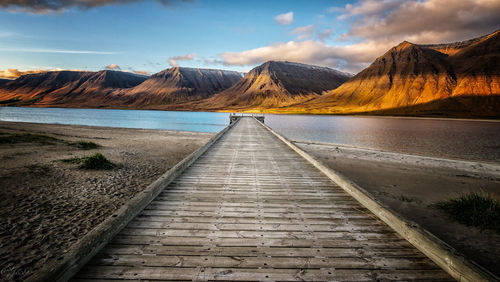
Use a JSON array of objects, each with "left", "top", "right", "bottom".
[
  {"left": 0, "top": 70, "right": 147, "bottom": 106},
  {"left": 278, "top": 30, "right": 500, "bottom": 117},
  {"left": 0, "top": 67, "right": 243, "bottom": 108},
  {"left": 115, "top": 67, "right": 243, "bottom": 107},
  {"left": 185, "top": 61, "right": 351, "bottom": 110},
  {"left": 0, "top": 71, "right": 93, "bottom": 102}
]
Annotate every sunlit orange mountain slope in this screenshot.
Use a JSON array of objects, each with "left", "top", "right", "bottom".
[{"left": 274, "top": 30, "right": 500, "bottom": 117}]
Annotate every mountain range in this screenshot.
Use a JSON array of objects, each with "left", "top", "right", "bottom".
[{"left": 0, "top": 30, "right": 498, "bottom": 117}]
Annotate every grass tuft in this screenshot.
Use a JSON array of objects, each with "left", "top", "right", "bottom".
[
  {"left": 78, "top": 153, "right": 115, "bottom": 170},
  {"left": 0, "top": 133, "right": 59, "bottom": 145},
  {"left": 399, "top": 195, "right": 415, "bottom": 202},
  {"left": 24, "top": 164, "right": 51, "bottom": 175},
  {"left": 0, "top": 131, "right": 101, "bottom": 150},
  {"left": 435, "top": 192, "right": 500, "bottom": 232},
  {"left": 60, "top": 157, "right": 83, "bottom": 164},
  {"left": 69, "top": 141, "right": 101, "bottom": 150}
]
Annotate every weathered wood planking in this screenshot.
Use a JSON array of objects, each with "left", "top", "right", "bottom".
[{"left": 73, "top": 117, "right": 452, "bottom": 281}]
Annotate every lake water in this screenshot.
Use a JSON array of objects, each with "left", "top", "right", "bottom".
[
  {"left": 1, "top": 107, "right": 499, "bottom": 163},
  {"left": 0, "top": 107, "right": 228, "bottom": 133},
  {"left": 265, "top": 114, "right": 500, "bottom": 163}
]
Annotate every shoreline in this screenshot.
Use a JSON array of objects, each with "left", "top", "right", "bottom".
[
  {"left": 0, "top": 119, "right": 224, "bottom": 135},
  {"left": 2, "top": 105, "right": 499, "bottom": 122}
]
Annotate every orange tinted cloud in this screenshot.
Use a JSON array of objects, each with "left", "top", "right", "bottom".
[
  {"left": 339, "top": 0, "right": 500, "bottom": 43},
  {"left": 132, "top": 70, "right": 151, "bottom": 76},
  {"left": 0, "top": 68, "right": 83, "bottom": 79},
  {"left": 0, "top": 69, "right": 46, "bottom": 79},
  {"left": 105, "top": 64, "right": 121, "bottom": 70},
  {"left": 290, "top": 25, "right": 316, "bottom": 40},
  {"left": 168, "top": 53, "right": 196, "bottom": 67}
]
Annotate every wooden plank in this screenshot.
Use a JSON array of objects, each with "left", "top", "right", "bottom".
[
  {"left": 125, "top": 221, "right": 389, "bottom": 232},
  {"left": 133, "top": 215, "right": 377, "bottom": 224},
  {"left": 110, "top": 235, "right": 413, "bottom": 249},
  {"left": 88, "top": 254, "right": 441, "bottom": 270},
  {"left": 77, "top": 266, "right": 452, "bottom": 281},
  {"left": 119, "top": 228, "right": 400, "bottom": 240},
  {"left": 99, "top": 244, "right": 427, "bottom": 258},
  {"left": 139, "top": 210, "right": 373, "bottom": 219}
]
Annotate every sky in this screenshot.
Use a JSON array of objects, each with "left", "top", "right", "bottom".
[{"left": 0, "top": 0, "right": 499, "bottom": 79}]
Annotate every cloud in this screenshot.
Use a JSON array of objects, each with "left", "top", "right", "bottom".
[
  {"left": 317, "top": 29, "right": 333, "bottom": 42},
  {"left": 0, "top": 69, "right": 44, "bottom": 79},
  {"left": 340, "top": 0, "right": 500, "bottom": 43},
  {"left": 290, "top": 25, "right": 316, "bottom": 40},
  {"left": 335, "top": 0, "right": 403, "bottom": 20},
  {"left": 105, "top": 64, "right": 121, "bottom": 70},
  {"left": 0, "top": 48, "right": 116, "bottom": 54},
  {"left": 168, "top": 53, "right": 196, "bottom": 67},
  {"left": 0, "top": 0, "right": 193, "bottom": 13},
  {"left": 0, "top": 67, "right": 153, "bottom": 79},
  {"left": 218, "top": 40, "right": 389, "bottom": 73},
  {"left": 0, "top": 68, "right": 84, "bottom": 79},
  {"left": 132, "top": 70, "right": 151, "bottom": 76},
  {"left": 156, "top": 0, "right": 194, "bottom": 6},
  {"left": 274, "top": 11, "right": 293, "bottom": 25}
]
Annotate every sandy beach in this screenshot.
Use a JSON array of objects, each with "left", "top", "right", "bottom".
[
  {"left": 0, "top": 121, "right": 214, "bottom": 281},
  {"left": 297, "top": 141, "right": 500, "bottom": 276}
]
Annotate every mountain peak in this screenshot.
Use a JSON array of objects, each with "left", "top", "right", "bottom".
[
  {"left": 394, "top": 40, "right": 416, "bottom": 50},
  {"left": 252, "top": 60, "right": 351, "bottom": 77},
  {"left": 193, "top": 60, "right": 352, "bottom": 110},
  {"left": 419, "top": 29, "right": 500, "bottom": 56},
  {"left": 158, "top": 66, "right": 241, "bottom": 77}
]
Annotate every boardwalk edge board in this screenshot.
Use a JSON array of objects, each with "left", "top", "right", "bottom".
[
  {"left": 256, "top": 117, "right": 499, "bottom": 282},
  {"left": 27, "top": 119, "right": 239, "bottom": 282}
]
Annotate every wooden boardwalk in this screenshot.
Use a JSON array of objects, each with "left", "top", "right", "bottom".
[{"left": 73, "top": 117, "right": 452, "bottom": 281}]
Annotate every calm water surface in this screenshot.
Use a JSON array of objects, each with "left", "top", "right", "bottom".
[
  {"left": 266, "top": 114, "right": 500, "bottom": 163},
  {"left": 1, "top": 107, "right": 499, "bottom": 163},
  {"left": 0, "top": 107, "right": 228, "bottom": 133}
]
